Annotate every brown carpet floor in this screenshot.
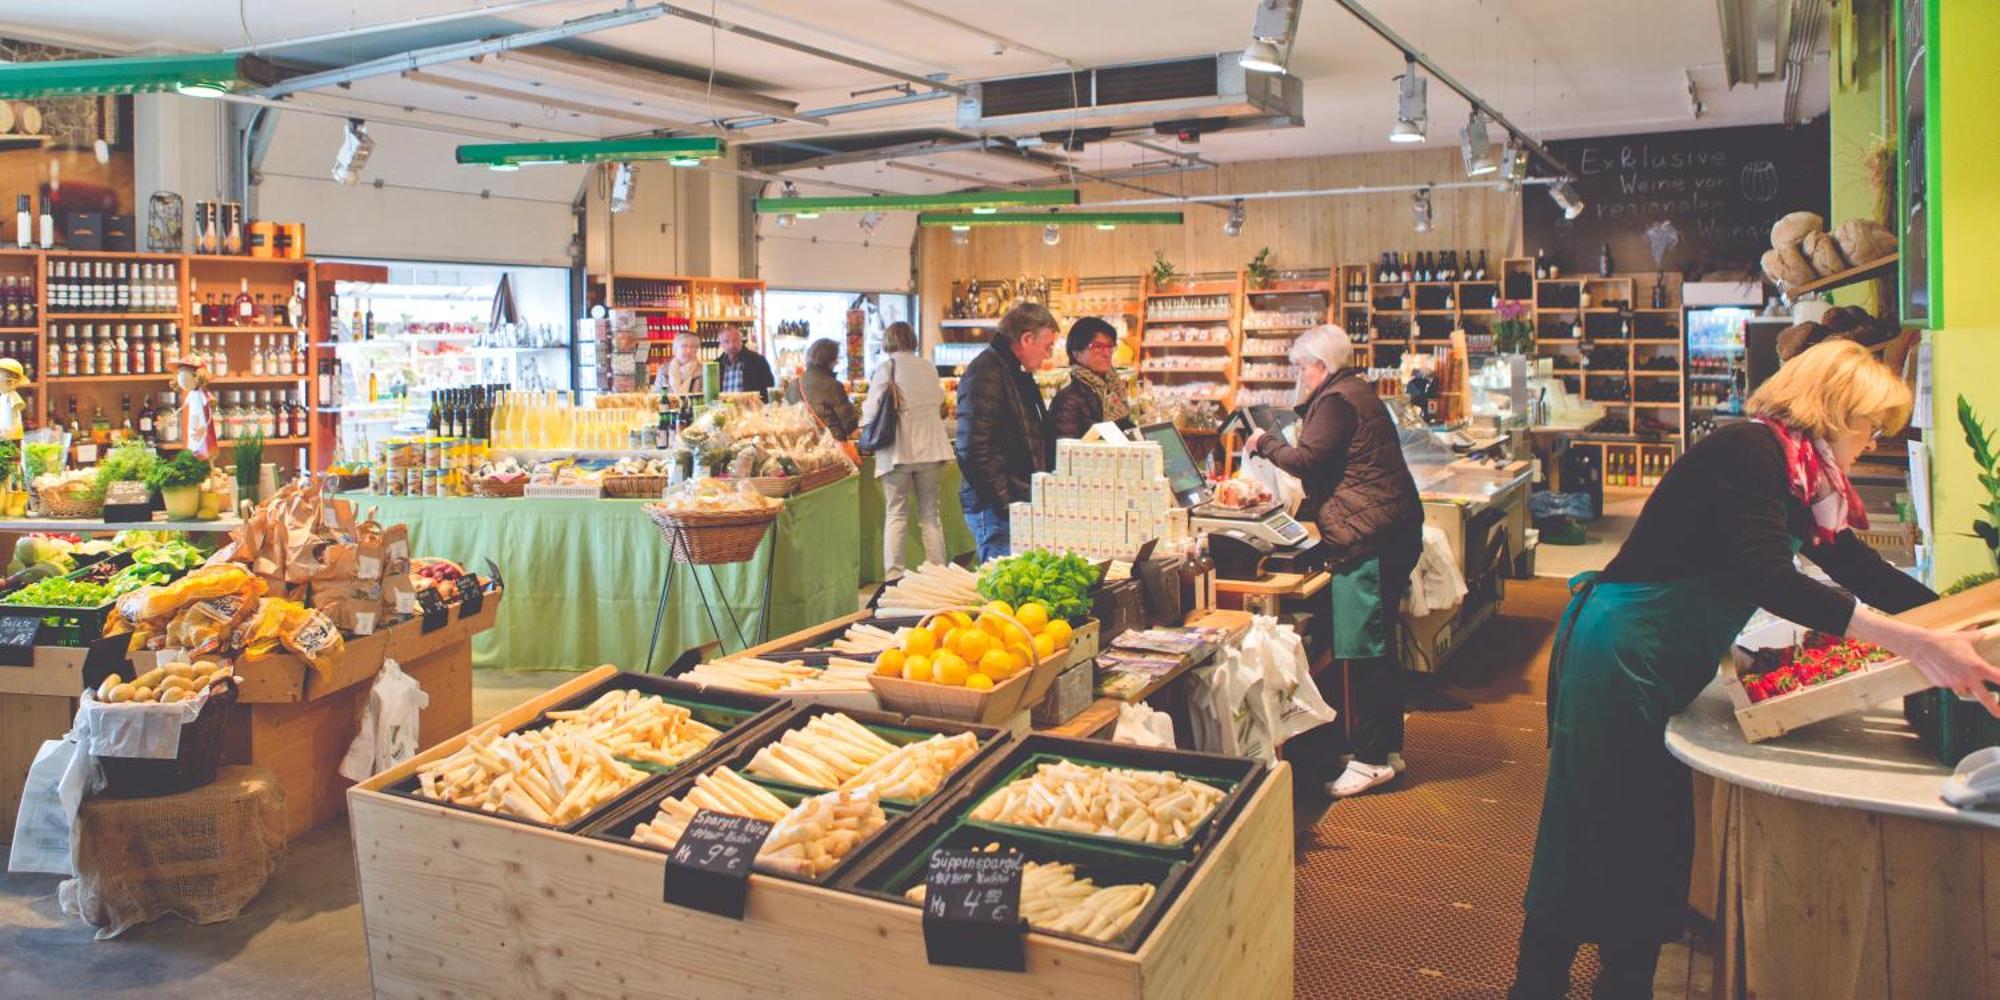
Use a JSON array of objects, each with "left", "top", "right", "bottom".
[{"left": 1289, "top": 576, "right": 1604, "bottom": 999}]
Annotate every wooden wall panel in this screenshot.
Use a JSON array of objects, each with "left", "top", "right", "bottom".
[{"left": 917, "top": 148, "right": 1524, "bottom": 339}]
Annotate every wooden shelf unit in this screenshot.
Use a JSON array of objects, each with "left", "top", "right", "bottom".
[
  {"left": 1531, "top": 270, "right": 1688, "bottom": 490},
  {"left": 1136, "top": 271, "right": 1244, "bottom": 409},
  {"left": 586, "top": 272, "right": 766, "bottom": 374}
]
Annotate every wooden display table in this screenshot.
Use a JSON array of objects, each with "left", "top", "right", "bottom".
[
  {"left": 1215, "top": 570, "right": 1329, "bottom": 616},
  {"left": 348, "top": 666, "right": 1294, "bottom": 999}
]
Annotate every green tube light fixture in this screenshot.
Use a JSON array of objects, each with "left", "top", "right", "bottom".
[
  {"left": 455, "top": 136, "right": 725, "bottom": 168},
  {"left": 0, "top": 53, "right": 276, "bottom": 99},
  {"left": 917, "top": 211, "right": 1185, "bottom": 230},
  {"left": 753, "top": 188, "right": 1080, "bottom": 215}
]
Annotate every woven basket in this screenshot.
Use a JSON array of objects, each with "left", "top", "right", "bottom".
[
  {"left": 867, "top": 609, "right": 1050, "bottom": 725},
  {"left": 742, "top": 475, "right": 797, "bottom": 499},
  {"left": 795, "top": 463, "right": 854, "bottom": 494},
  {"left": 644, "top": 503, "right": 780, "bottom": 565},
  {"left": 602, "top": 475, "right": 669, "bottom": 499},
  {"left": 471, "top": 477, "right": 527, "bottom": 498},
  {"left": 39, "top": 481, "right": 105, "bottom": 519}
]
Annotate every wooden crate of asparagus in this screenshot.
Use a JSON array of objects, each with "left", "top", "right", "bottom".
[
  {"left": 690, "top": 704, "right": 1006, "bottom": 806},
  {"left": 347, "top": 666, "right": 1296, "bottom": 999}
]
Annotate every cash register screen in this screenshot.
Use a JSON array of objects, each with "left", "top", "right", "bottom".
[{"left": 1138, "top": 422, "right": 1207, "bottom": 506}]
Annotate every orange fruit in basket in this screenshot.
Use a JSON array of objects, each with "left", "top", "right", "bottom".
[
  {"left": 978, "top": 648, "right": 1015, "bottom": 680},
  {"left": 966, "top": 672, "right": 994, "bottom": 691},
  {"left": 1014, "top": 602, "right": 1050, "bottom": 635},
  {"left": 902, "top": 654, "right": 932, "bottom": 682},
  {"left": 902, "top": 627, "right": 935, "bottom": 658},
  {"left": 875, "top": 648, "right": 905, "bottom": 678},
  {"left": 979, "top": 612, "right": 1013, "bottom": 638},
  {"left": 1033, "top": 633, "right": 1057, "bottom": 661},
  {"left": 932, "top": 651, "right": 970, "bottom": 686},
  {"left": 1006, "top": 645, "right": 1032, "bottom": 675},
  {"left": 954, "top": 628, "right": 993, "bottom": 663},
  {"left": 948, "top": 610, "right": 975, "bottom": 630},
  {"left": 931, "top": 618, "right": 956, "bottom": 645},
  {"left": 1043, "top": 619, "right": 1074, "bottom": 650},
  {"left": 984, "top": 599, "right": 1015, "bottom": 619}
]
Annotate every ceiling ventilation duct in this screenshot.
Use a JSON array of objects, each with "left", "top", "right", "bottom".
[
  {"left": 1717, "top": 0, "right": 1822, "bottom": 90},
  {"left": 956, "top": 54, "right": 1302, "bottom": 138}
]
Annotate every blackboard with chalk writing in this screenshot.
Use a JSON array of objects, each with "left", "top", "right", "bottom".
[{"left": 1523, "top": 119, "right": 1829, "bottom": 279}]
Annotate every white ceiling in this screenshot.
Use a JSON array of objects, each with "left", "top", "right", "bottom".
[{"left": 0, "top": 0, "right": 1827, "bottom": 197}]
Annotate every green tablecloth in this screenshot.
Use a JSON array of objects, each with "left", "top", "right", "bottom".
[
  {"left": 856, "top": 455, "right": 976, "bottom": 583},
  {"left": 345, "top": 478, "right": 860, "bottom": 670}
]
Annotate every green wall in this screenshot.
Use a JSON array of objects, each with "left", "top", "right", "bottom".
[
  {"left": 1827, "top": 0, "right": 1891, "bottom": 312},
  {"left": 1925, "top": 1, "right": 2000, "bottom": 587}
]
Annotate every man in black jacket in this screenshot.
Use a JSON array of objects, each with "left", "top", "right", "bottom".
[
  {"left": 716, "top": 326, "right": 775, "bottom": 396},
  {"left": 955, "top": 302, "right": 1058, "bottom": 561}
]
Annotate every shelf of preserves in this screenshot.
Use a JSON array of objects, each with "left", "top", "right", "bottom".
[
  {"left": 190, "top": 325, "right": 302, "bottom": 334},
  {"left": 43, "top": 373, "right": 173, "bottom": 383},
  {"left": 163, "top": 436, "right": 309, "bottom": 451},
  {"left": 43, "top": 312, "right": 174, "bottom": 321},
  {"left": 209, "top": 375, "right": 309, "bottom": 385}
]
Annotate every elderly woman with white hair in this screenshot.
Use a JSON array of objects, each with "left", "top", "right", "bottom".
[{"left": 1245, "top": 325, "right": 1424, "bottom": 797}]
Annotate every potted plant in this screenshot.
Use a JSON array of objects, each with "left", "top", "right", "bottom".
[
  {"left": 234, "top": 431, "right": 264, "bottom": 508},
  {"left": 146, "top": 451, "right": 212, "bottom": 519},
  {"left": 1246, "top": 247, "right": 1276, "bottom": 289},
  {"left": 1150, "top": 251, "right": 1179, "bottom": 290},
  {"left": 89, "top": 439, "right": 159, "bottom": 502},
  {"left": 0, "top": 440, "right": 20, "bottom": 516},
  {"left": 1493, "top": 300, "right": 1535, "bottom": 356}
]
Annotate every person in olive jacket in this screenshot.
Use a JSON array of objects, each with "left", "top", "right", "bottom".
[
  {"left": 1246, "top": 324, "right": 1424, "bottom": 798},
  {"left": 954, "top": 302, "right": 1059, "bottom": 561},
  {"left": 783, "top": 338, "right": 858, "bottom": 439},
  {"left": 1046, "top": 316, "right": 1134, "bottom": 444}
]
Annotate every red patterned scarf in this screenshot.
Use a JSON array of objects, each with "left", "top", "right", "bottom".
[{"left": 1758, "top": 418, "right": 1868, "bottom": 545}]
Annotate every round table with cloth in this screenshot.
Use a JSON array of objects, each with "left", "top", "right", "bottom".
[{"left": 57, "top": 765, "right": 286, "bottom": 939}]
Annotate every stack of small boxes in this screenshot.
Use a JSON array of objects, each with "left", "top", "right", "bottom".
[{"left": 1009, "top": 437, "right": 1191, "bottom": 560}]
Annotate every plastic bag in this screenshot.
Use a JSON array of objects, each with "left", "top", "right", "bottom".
[
  {"left": 339, "top": 658, "right": 431, "bottom": 782},
  {"left": 7, "top": 738, "right": 80, "bottom": 875},
  {"left": 1185, "top": 646, "right": 1278, "bottom": 762},
  {"left": 1242, "top": 615, "right": 1337, "bottom": 744},
  {"left": 1238, "top": 453, "right": 1306, "bottom": 517},
  {"left": 1113, "top": 702, "right": 1177, "bottom": 748}
]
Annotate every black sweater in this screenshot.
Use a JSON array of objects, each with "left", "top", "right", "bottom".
[{"left": 1600, "top": 421, "right": 1934, "bottom": 633}]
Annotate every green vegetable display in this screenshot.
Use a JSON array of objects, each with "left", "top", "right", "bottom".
[
  {"left": 110, "top": 541, "right": 205, "bottom": 590},
  {"left": 23, "top": 442, "right": 63, "bottom": 480},
  {"left": 3, "top": 576, "right": 115, "bottom": 608},
  {"left": 145, "top": 451, "right": 211, "bottom": 492},
  {"left": 89, "top": 441, "right": 160, "bottom": 502},
  {"left": 976, "top": 549, "right": 1101, "bottom": 623}
]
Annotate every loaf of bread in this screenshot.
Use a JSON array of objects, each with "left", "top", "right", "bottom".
[
  {"left": 1770, "top": 211, "right": 1825, "bottom": 246},
  {"left": 1776, "top": 322, "right": 1831, "bottom": 362},
  {"left": 1762, "top": 243, "right": 1816, "bottom": 287},
  {"left": 1803, "top": 231, "right": 1849, "bottom": 277},
  {"left": 1831, "top": 219, "right": 1896, "bottom": 265}
]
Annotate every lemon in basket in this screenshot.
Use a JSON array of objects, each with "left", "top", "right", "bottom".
[
  {"left": 984, "top": 599, "right": 1014, "bottom": 619},
  {"left": 875, "top": 648, "right": 905, "bottom": 678},
  {"left": 953, "top": 628, "right": 993, "bottom": 663},
  {"left": 978, "top": 648, "right": 1015, "bottom": 680},
  {"left": 1043, "top": 619, "right": 1074, "bottom": 650},
  {"left": 1033, "top": 633, "right": 1057, "bottom": 661},
  {"left": 903, "top": 627, "right": 935, "bottom": 658},
  {"left": 966, "top": 673, "right": 994, "bottom": 691},
  {"left": 902, "top": 654, "right": 932, "bottom": 682},
  {"left": 1014, "top": 602, "right": 1049, "bottom": 635},
  {"left": 932, "top": 651, "right": 971, "bottom": 686}
]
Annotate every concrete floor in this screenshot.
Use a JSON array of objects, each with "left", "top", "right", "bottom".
[{"left": 0, "top": 669, "right": 578, "bottom": 1000}]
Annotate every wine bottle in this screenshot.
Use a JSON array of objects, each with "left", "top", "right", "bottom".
[
  {"left": 14, "top": 195, "right": 28, "bottom": 250},
  {"left": 1599, "top": 242, "right": 1614, "bottom": 278},
  {"left": 1534, "top": 249, "right": 1548, "bottom": 280}
]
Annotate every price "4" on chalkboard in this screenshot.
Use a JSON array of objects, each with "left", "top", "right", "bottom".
[{"left": 921, "top": 849, "right": 1027, "bottom": 972}]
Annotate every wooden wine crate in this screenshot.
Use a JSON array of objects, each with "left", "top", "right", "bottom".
[
  {"left": 347, "top": 666, "right": 1293, "bottom": 1000},
  {"left": 1722, "top": 581, "right": 2000, "bottom": 743}
]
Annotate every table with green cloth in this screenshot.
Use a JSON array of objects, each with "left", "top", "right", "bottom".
[
  {"left": 342, "top": 476, "right": 860, "bottom": 670},
  {"left": 856, "top": 454, "right": 976, "bottom": 583}
]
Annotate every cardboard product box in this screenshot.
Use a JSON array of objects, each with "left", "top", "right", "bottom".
[
  {"left": 65, "top": 211, "right": 103, "bottom": 250},
  {"left": 103, "top": 214, "right": 135, "bottom": 252}
]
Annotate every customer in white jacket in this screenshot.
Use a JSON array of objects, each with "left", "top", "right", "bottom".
[{"left": 860, "top": 321, "right": 954, "bottom": 575}]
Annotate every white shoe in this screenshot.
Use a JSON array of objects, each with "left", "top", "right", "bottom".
[
  {"left": 1326, "top": 761, "right": 1396, "bottom": 798},
  {"left": 1387, "top": 752, "right": 1407, "bottom": 774}
]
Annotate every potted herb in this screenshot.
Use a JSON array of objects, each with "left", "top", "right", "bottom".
[
  {"left": 1150, "top": 251, "right": 1179, "bottom": 290},
  {"left": 1246, "top": 247, "right": 1276, "bottom": 289},
  {"left": 89, "top": 440, "right": 159, "bottom": 503},
  {"left": 0, "top": 440, "right": 19, "bottom": 516},
  {"left": 146, "top": 451, "right": 212, "bottom": 519},
  {"left": 234, "top": 431, "right": 265, "bottom": 507}
]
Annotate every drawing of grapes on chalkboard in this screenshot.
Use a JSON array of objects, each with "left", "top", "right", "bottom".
[
  {"left": 1645, "top": 221, "right": 1682, "bottom": 269},
  {"left": 1740, "top": 160, "right": 1780, "bottom": 202}
]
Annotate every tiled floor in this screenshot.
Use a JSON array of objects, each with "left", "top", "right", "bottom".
[{"left": 1288, "top": 576, "right": 1714, "bottom": 999}]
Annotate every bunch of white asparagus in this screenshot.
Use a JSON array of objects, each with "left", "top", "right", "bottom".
[
  {"left": 747, "top": 713, "right": 978, "bottom": 800},
  {"left": 541, "top": 688, "right": 723, "bottom": 767},
  {"left": 631, "top": 767, "right": 887, "bottom": 878},
  {"left": 968, "top": 760, "right": 1226, "bottom": 846},
  {"left": 681, "top": 656, "right": 875, "bottom": 696},
  {"left": 416, "top": 727, "right": 647, "bottom": 826},
  {"left": 876, "top": 563, "right": 981, "bottom": 616},
  {"left": 827, "top": 622, "right": 900, "bottom": 655},
  {"left": 906, "top": 853, "right": 1157, "bottom": 943}
]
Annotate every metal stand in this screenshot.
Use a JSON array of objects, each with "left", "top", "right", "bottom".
[{"left": 642, "top": 525, "right": 777, "bottom": 674}]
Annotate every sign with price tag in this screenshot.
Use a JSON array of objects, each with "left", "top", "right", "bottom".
[
  {"left": 458, "top": 577, "right": 485, "bottom": 619},
  {"left": 415, "top": 589, "right": 449, "bottom": 633},
  {"left": 661, "top": 810, "right": 772, "bottom": 919},
  {"left": 921, "top": 849, "right": 1027, "bottom": 971},
  {"left": 0, "top": 612, "right": 39, "bottom": 666}
]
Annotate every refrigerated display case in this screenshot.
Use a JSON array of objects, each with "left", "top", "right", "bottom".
[
  {"left": 1683, "top": 305, "right": 1754, "bottom": 446},
  {"left": 764, "top": 289, "right": 913, "bottom": 386}
]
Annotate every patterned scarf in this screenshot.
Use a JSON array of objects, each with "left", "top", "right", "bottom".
[
  {"left": 1069, "top": 365, "right": 1131, "bottom": 424},
  {"left": 1758, "top": 417, "right": 1868, "bottom": 545}
]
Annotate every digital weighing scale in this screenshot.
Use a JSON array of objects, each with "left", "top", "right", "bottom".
[{"left": 1136, "top": 421, "right": 1322, "bottom": 578}]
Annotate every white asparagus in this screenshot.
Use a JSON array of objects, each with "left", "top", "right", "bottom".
[
  {"left": 967, "top": 760, "right": 1226, "bottom": 846},
  {"left": 905, "top": 856, "right": 1157, "bottom": 943}
]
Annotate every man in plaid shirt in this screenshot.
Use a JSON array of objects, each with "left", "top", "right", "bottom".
[{"left": 716, "top": 326, "right": 775, "bottom": 396}]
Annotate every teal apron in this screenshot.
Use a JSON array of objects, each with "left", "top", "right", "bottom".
[
  {"left": 1327, "top": 556, "right": 1391, "bottom": 659},
  {"left": 1523, "top": 566, "right": 1761, "bottom": 943}
]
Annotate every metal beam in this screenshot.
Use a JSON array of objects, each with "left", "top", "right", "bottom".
[
  {"left": 886, "top": 160, "right": 1032, "bottom": 188},
  {"left": 1090, "top": 176, "right": 1558, "bottom": 208},
  {"left": 228, "top": 0, "right": 588, "bottom": 55},
  {"left": 486, "top": 47, "right": 820, "bottom": 125},
  {"left": 401, "top": 69, "right": 704, "bottom": 131},
  {"left": 655, "top": 3, "right": 965, "bottom": 96},
  {"left": 725, "top": 83, "right": 954, "bottom": 130},
  {"left": 206, "top": 89, "right": 594, "bottom": 143},
  {"left": 249, "top": 4, "right": 672, "bottom": 100},
  {"left": 768, "top": 138, "right": 992, "bottom": 174},
  {"left": 1328, "top": 0, "right": 1576, "bottom": 180}
]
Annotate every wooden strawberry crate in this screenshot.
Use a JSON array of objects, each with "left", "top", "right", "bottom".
[{"left": 1722, "top": 580, "right": 2000, "bottom": 743}]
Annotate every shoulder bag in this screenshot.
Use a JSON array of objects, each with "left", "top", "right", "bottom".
[{"left": 857, "top": 357, "right": 902, "bottom": 454}]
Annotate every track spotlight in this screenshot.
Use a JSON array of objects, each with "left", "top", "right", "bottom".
[
  {"left": 1495, "top": 141, "right": 1528, "bottom": 191},
  {"left": 609, "top": 162, "right": 637, "bottom": 214},
  {"left": 1043, "top": 224, "right": 1061, "bottom": 246},
  {"left": 1240, "top": 0, "right": 1301, "bottom": 74},
  {"left": 1390, "top": 59, "right": 1427, "bottom": 143},
  {"left": 1549, "top": 179, "right": 1585, "bottom": 220},
  {"left": 775, "top": 213, "right": 796, "bottom": 229},
  {"left": 331, "top": 119, "right": 373, "bottom": 186},
  {"left": 1460, "top": 111, "right": 1497, "bottom": 177},
  {"left": 1412, "top": 188, "right": 1433, "bottom": 234},
  {"left": 1223, "top": 198, "right": 1246, "bottom": 238},
  {"left": 778, "top": 180, "right": 820, "bottom": 220}
]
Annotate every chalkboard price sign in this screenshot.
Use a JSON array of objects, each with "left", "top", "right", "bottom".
[
  {"left": 0, "top": 613, "right": 39, "bottom": 666},
  {"left": 662, "top": 810, "right": 772, "bottom": 919},
  {"left": 415, "top": 589, "right": 449, "bottom": 633},
  {"left": 1523, "top": 120, "right": 1829, "bottom": 280},
  {"left": 921, "top": 849, "right": 1027, "bottom": 971}
]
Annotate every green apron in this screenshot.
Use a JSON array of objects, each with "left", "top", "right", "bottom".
[
  {"left": 1523, "top": 567, "right": 1759, "bottom": 943},
  {"left": 1327, "top": 556, "right": 1391, "bottom": 659}
]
